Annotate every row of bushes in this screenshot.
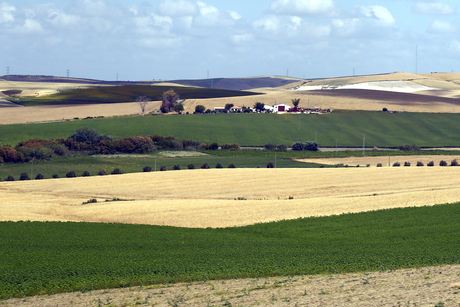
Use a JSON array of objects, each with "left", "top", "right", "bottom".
[
  {"left": 384, "top": 160, "right": 459, "bottom": 167},
  {"left": 2, "top": 168, "right": 124, "bottom": 181}
]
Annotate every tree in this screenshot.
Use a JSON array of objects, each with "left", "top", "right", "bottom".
[
  {"left": 225, "top": 103, "right": 234, "bottom": 112},
  {"left": 137, "top": 96, "right": 149, "bottom": 115},
  {"left": 69, "top": 127, "right": 112, "bottom": 144},
  {"left": 161, "top": 90, "right": 179, "bottom": 113},
  {"left": 291, "top": 98, "right": 301, "bottom": 110},
  {"left": 66, "top": 171, "right": 77, "bottom": 178},
  {"left": 195, "top": 105, "right": 206, "bottom": 113},
  {"left": 254, "top": 102, "right": 265, "bottom": 112},
  {"left": 173, "top": 102, "right": 184, "bottom": 113},
  {"left": 19, "top": 172, "right": 30, "bottom": 180},
  {"left": 35, "top": 173, "right": 44, "bottom": 180}
]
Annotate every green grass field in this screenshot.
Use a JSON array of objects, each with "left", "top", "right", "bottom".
[
  {"left": 1, "top": 203, "right": 459, "bottom": 299},
  {"left": 1, "top": 111, "right": 460, "bottom": 148},
  {"left": 9, "top": 85, "right": 260, "bottom": 106},
  {"left": 0, "top": 154, "right": 328, "bottom": 180}
]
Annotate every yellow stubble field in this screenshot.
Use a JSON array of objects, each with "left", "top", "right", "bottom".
[{"left": 1, "top": 167, "right": 460, "bottom": 228}]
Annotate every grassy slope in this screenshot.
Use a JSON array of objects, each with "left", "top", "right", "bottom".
[
  {"left": 1, "top": 203, "right": 459, "bottom": 299},
  {"left": 9, "top": 85, "right": 261, "bottom": 106},
  {"left": 1, "top": 111, "right": 460, "bottom": 148}
]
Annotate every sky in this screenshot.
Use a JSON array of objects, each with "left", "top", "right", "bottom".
[{"left": 1, "top": 0, "right": 460, "bottom": 81}]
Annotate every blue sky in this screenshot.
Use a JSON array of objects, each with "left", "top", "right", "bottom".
[{"left": 1, "top": 0, "right": 459, "bottom": 80}]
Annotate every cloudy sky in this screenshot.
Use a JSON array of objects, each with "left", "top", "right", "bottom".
[{"left": 1, "top": 0, "right": 459, "bottom": 81}]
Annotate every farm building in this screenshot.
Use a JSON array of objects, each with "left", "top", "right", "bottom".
[{"left": 273, "top": 104, "right": 291, "bottom": 112}]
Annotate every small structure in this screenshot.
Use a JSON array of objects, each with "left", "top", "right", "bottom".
[{"left": 273, "top": 104, "right": 291, "bottom": 113}]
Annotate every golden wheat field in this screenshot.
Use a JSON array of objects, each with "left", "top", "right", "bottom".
[{"left": 1, "top": 167, "right": 460, "bottom": 228}]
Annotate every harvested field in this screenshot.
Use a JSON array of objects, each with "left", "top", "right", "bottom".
[
  {"left": 1, "top": 167, "right": 460, "bottom": 228},
  {"left": 3, "top": 265, "right": 460, "bottom": 307},
  {"left": 297, "top": 155, "right": 460, "bottom": 168}
]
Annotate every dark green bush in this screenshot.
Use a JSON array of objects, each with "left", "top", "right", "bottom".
[
  {"left": 428, "top": 161, "right": 434, "bottom": 167},
  {"left": 267, "top": 162, "right": 275, "bottom": 168},
  {"left": 215, "top": 163, "right": 223, "bottom": 169},
  {"left": 172, "top": 165, "right": 181, "bottom": 170},
  {"left": 160, "top": 166, "right": 167, "bottom": 171},
  {"left": 111, "top": 168, "right": 123, "bottom": 175},
  {"left": 143, "top": 166, "right": 152, "bottom": 172},
  {"left": 439, "top": 160, "right": 448, "bottom": 166},
  {"left": 52, "top": 174, "right": 60, "bottom": 178},
  {"left": 82, "top": 171, "right": 91, "bottom": 177},
  {"left": 35, "top": 173, "right": 44, "bottom": 180},
  {"left": 97, "top": 170, "right": 107, "bottom": 176},
  {"left": 451, "top": 159, "right": 458, "bottom": 166},
  {"left": 66, "top": 171, "right": 77, "bottom": 178},
  {"left": 187, "top": 164, "right": 195, "bottom": 169},
  {"left": 228, "top": 163, "right": 236, "bottom": 168},
  {"left": 201, "top": 163, "right": 211, "bottom": 169},
  {"left": 377, "top": 163, "right": 382, "bottom": 167},
  {"left": 417, "top": 161, "right": 424, "bottom": 167},
  {"left": 392, "top": 162, "right": 400, "bottom": 167},
  {"left": 19, "top": 172, "right": 30, "bottom": 180},
  {"left": 264, "top": 143, "right": 276, "bottom": 150},
  {"left": 5, "top": 175, "right": 14, "bottom": 181},
  {"left": 221, "top": 143, "right": 239, "bottom": 150},
  {"left": 404, "top": 162, "right": 411, "bottom": 167}
]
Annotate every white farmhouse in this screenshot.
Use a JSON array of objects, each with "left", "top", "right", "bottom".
[{"left": 273, "top": 104, "right": 291, "bottom": 113}]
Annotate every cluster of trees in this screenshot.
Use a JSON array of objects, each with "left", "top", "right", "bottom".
[
  {"left": 291, "top": 141, "right": 319, "bottom": 151},
  {"left": 194, "top": 102, "right": 267, "bottom": 114},
  {"left": 0, "top": 128, "right": 243, "bottom": 164}
]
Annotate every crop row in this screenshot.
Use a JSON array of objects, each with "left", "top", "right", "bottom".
[{"left": 1, "top": 203, "right": 459, "bottom": 299}]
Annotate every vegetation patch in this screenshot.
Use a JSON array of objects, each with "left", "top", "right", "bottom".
[{"left": 1, "top": 203, "right": 459, "bottom": 299}]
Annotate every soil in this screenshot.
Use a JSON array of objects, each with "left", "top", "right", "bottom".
[{"left": 2, "top": 265, "right": 459, "bottom": 306}]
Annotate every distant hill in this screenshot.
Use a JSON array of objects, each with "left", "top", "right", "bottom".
[{"left": 0, "top": 75, "right": 299, "bottom": 91}]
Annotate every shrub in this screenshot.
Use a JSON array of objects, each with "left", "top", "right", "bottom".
[
  {"left": 66, "top": 171, "right": 77, "bottom": 178},
  {"left": 113, "top": 136, "right": 156, "bottom": 154},
  {"left": 417, "top": 161, "right": 424, "bottom": 167},
  {"left": 160, "top": 166, "right": 167, "bottom": 171},
  {"left": 439, "top": 160, "right": 448, "bottom": 166},
  {"left": 187, "top": 164, "right": 195, "bottom": 169},
  {"left": 52, "top": 174, "right": 60, "bottom": 178},
  {"left": 376, "top": 163, "right": 383, "bottom": 167},
  {"left": 451, "top": 159, "right": 458, "bottom": 166},
  {"left": 97, "top": 170, "right": 107, "bottom": 176},
  {"left": 0, "top": 146, "right": 25, "bottom": 163},
  {"left": 221, "top": 143, "right": 239, "bottom": 150},
  {"left": 201, "top": 142, "right": 219, "bottom": 150},
  {"left": 264, "top": 143, "right": 276, "bottom": 151},
  {"left": 5, "top": 175, "right": 15, "bottom": 181},
  {"left": 215, "top": 162, "right": 223, "bottom": 169},
  {"left": 427, "top": 161, "right": 434, "bottom": 167},
  {"left": 111, "top": 168, "right": 123, "bottom": 175},
  {"left": 82, "top": 171, "right": 91, "bottom": 177},
  {"left": 291, "top": 142, "right": 304, "bottom": 151},
  {"left": 143, "top": 166, "right": 152, "bottom": 172},
  {"left": 399, "top": 144, "right": 420, "bottom": 151},
  {"left": 195, "top": 105, "right": 206, "bottom": 113},
  {"left": 267, "top": 162, "right": 275, "bottom": 168},
  {"left": 69, "top": 127, "right": 112, "bottom": 144},
  {"left": 228, "top": 163, "right": 236, "bottom": 168},
  {"left": 35, "top": 173, "right": 45, "bottom": 180},
  {"left": 201, "top": 163, "right": 211, "bottom": 169},
  {"left": 182, "top": 139, "right": 200, "bottom": 151},
  {"left": 392, "top": 162, "right": 400, "bottom": 167},
  {"left": 47, "top": 144, "right": 69, "bottom": 156},
  {"left": 173, "top": 165, "right": 181, "bottom": 170},
  {"left": 305, "top": 142, "right": 318, "bottom": 151},
  {"left": 19, "top": 172, "right": 30, "bottom": 180},
  {"left": 404, "top": 162, "right": 411, "bottom": 167},
  {"left": 276, "top": 144, "right": 288, "bottom": 152}
]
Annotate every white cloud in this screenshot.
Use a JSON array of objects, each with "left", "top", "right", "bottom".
[
  {"left": 157, "top": 0, "right": 198, "bottom": 17},
  {"left": 0, "top": 2, "right": 16, "bottom": 23},
  {"left": 270, "top": 0, "right": 335, "bottom": 16},
  {"left": 413, "top": 2, "right": 455, "bottom": 15},
  {"left": 428, "top": 20, "right": 456, "bottom": 33},
  {"left": 360, "top": 5, "right": 396, "bottom": 27},
  {"left": 12, "top": 18, "right": 43, "bottom": 34}
]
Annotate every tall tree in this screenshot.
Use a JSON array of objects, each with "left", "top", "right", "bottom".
[
  {"left": 225, "top": 103, "right": 234, "bottom": 111},
  {"left": 160, "top": 90, "right": 179, "bottom": 113},
  {"left": 291, "top": 98, "right": 301, "bottom": 110},
  {"left": 137, "top": 96, "right": 149, "bottom": 115}
]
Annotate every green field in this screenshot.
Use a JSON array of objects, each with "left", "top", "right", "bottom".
[
  {"left": 8, "top": 85, "right": 260, "bottom": 106},
  {"left": 0, "top": 154, "right": 329, "bottom": 180},
  {"left": 1, "top": 203, "right": 459, "bottom": 299},
  {"left": 1, "top": 111, "right": 460, "bottom": 148}
]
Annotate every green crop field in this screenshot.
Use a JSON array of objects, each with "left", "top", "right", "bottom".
[
  {"left": 0, "top": 154, "right": 328, "bottom": 180},
  {"left": 1, "top": 203, "right": 459, "bottom": 299},
  {"left": 1, "top": 111, "right": 460, "bottom": 148},
  {"left": 8, "top": 85, "right": 261, "bottom": 106}
]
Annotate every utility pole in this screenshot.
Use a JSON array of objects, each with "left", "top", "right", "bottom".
[
  {"left": 67, "top": 69, "right": 70, "bottom": 78},
  {"left": 362, "top": 133, "right": 366, "bottom": 156},
  {"left": 6, "top": 67, "right": 9, "bottom": 80}
]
